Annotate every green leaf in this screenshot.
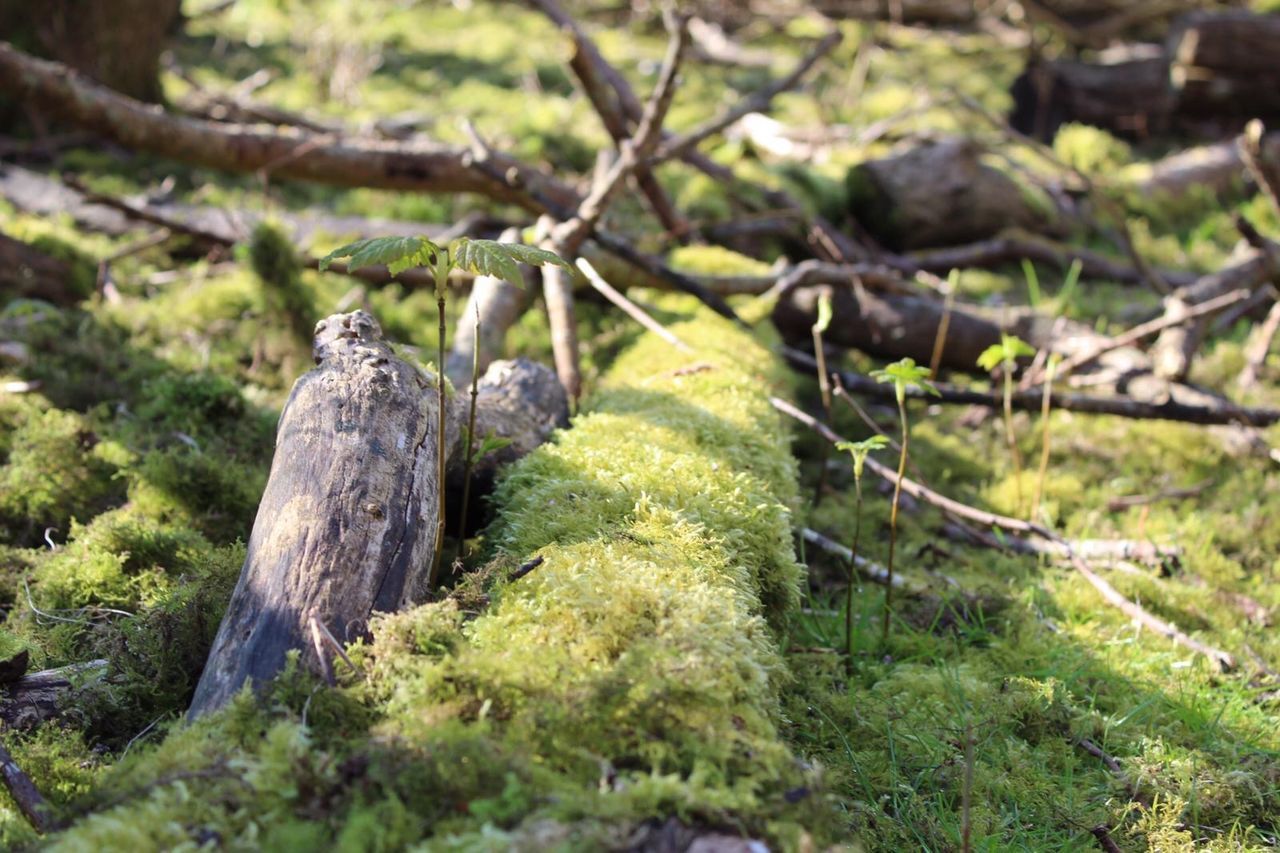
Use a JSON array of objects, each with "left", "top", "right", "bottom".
[
  {"left": 977, "top": 343, "right": 1006, "bottom": 373},
  {"left": 977, "top": 334, "right": 1034, "bottom": 372},
  {"left": 318, "top": 236, "right": 439, "bottom": 276},
  {"left": 814, "top": 291, "right": 833, "bottom": 334},
  {"left": 475, "top": 432, "right": 514, "bottom": 460},
  {"left": 871, "top": 357, "right": 938, "bottom": 396},
  {"left": 835, "top": 435, "right": 889, "bottom": 479},
  {"left": 450, "top": 239, "right": 569, "bottom": 287}
]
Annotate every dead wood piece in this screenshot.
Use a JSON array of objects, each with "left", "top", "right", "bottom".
[
  {"left": 0, "top": 740, "right": 55, "bottom": 833},
  {"left": 445, "top": 227, "right": 534, "bottom": 388},
  {"left": 1010, "top": 51, "right": 1174, "bottom": 141},
  {"left": 189, "top": 312, "right": 567, "bottom": 719},
  {"left": 1149, "top": 251, "right": 1275, "bottom": 381},
  {"left": 576, "top": 259, "right": 691, "bottom": 352},
  {"left": 908, "top": 231, "right": 1197, "bottom": 289},
  {"left": 1239, "top": 296, "right": 1280, "bottom": 389},
  {"left": 0, "top": 42, "right": 578, "bottom": 214},
  {"left": 0, "top": 234, "right": 87, "bottom": 306},
  {"left": 1169, "top": 12, "right": 1280, "bottom": 121},
  {"left": 1138, "top": 133, "right": 1280, "bottom": 201},
  {"left": 801, "top": 528, "right": 916, "bottom": 591},
  {"left": 846, "top": 138, "right": 1059, "bottom": 251},
  {"left": 0, "top": 660, "right": 108, "bottom": 730}
]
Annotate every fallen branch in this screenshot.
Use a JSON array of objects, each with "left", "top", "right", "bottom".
[
  {"left": 0, "top": 42, "right": 576, "bottom": 214},
  {"left": 783, "top": 346, "right": 1280, "bottom": 427},
  {"left": 770, "top": 396, "right": 1237, "bottom": 670},
  {"left": 801, "top": 527, "right": 916, "bottom": 591},
  {"left": 0, "top": 740, "right": 55, "bottom": 833}
]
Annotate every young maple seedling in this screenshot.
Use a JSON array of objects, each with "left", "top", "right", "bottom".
[
  {"left": 833, "top": 434, "right": 889, "bottom": 666},
  {"left": 977, "top": 334, "right": 1035, "bottom": 516},
  {"left": 869, "top": 357, "right": 939, "bottom": 646},
  {"left": 811, "top": 290, "right": 836, "bottom": 508},
  {"left": 319, "top": 236, "right": 569, "bottom": 588}
]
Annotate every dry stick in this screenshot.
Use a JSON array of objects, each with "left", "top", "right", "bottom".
[
  {"left": 1239, "top": 298, "right": 1280, "bottom": 389},
  {"left": 576, "top": 259, "right": 691, "bottom": 352},
  {"left": 0, "top": 740, "right": 54, "bottom": 833},
  {"left": 1045, "top": 287, "right": 1252, "bottom": 382},
  {"left": 908, "top": 231, "right": 1197, "bottom": 289},
  {"left": 651, "top": 30, "right": 842, "bottom": 164},
  {"left": 308, "top": 615, "right": 335, "bottom": 686},
  {"left": 1239, "top": 120, "right": 1280, "bottom": 225},
  {"left": 538, "top": 15, "right": 690, "bottom": 401},
  {"left": 525, "top": 0, "right": 867, "bottom": 264},
  {"left": 783, "top": 345, "right": 1280, "bottom": 427},
  {"left": 928, "top": 277, "right": 958, "bottom": 379},
  {"left": 564, "top": 28, "right": 687, "bottom": 239},
  {"left": 770, "top": 396, "right": 1237, "bottom": 670},
  {"left": 801, "top": 528, "right": 912, "bottom": 590}
]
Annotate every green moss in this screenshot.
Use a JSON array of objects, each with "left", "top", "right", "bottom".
[{"left": 248, "top": 222, "right": 316, "bottom": 343}]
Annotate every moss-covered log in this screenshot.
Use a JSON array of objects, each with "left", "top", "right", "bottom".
[
  {"left": 189, "top": 312, "right": 567, "bottom": 719},
  {"left": 45, "top": 299, "right": 826, "bottom": 849}
]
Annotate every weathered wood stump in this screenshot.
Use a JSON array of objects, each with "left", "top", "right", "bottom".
[{"left": 188, "top": 311, "right": 567, "bottom": 719}]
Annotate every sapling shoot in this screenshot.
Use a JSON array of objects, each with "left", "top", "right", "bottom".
[
  {"left": 811, "top": 290, "right": 835, "bottom": 507},
  {"left": 977, "top": 334, "right": 1035, "bottom": 515},
  {"left": 319, "top": 236, "right": 568, "bottom": 588},
  {"left": 869, "top": 357, "right": 938, "bottom": 645},
  {"left": 833, "top": 434, "right": 888, "bottom": 666}
]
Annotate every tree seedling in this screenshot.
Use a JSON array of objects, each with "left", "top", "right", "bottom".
[
  {"left": 811, "top": 289, "right": 835, "bottom": 507},
  {"left": 869, "top": 357, "right": 938, "bottom": 645},
  {"left": 319, "top": 236, "right": 569, "bottom": 588},
  {"left": 833, "top": 434, "right": 888, "bottom": 666},
  {"left": 977, "top": 334, "right": 1035, "bottom": 516}
]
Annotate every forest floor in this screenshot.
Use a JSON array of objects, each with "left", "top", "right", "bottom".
[{"left": 1, "top": 1, "right": 1279, "bottom": 850}]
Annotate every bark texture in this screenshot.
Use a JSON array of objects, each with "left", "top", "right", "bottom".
[
  {"left": 0, "top": 0, "right": 180, "bottom": 103},
  {"left": 189, "top": 312, "right": 567, "bottom": 719}
]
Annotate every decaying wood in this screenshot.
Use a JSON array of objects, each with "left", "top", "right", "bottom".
[
  {"left": 845, "top": 138, "right": 1057, "bottom": 250},
  {"left": 1168, "top": 12, "right": 1280, "bottom": 122},
  {"left": 0, "top": 41, "right": 579, "bottom": 214},
  {"left": 445, "top": 228, "right": 535, "bottom": 387},
  {"left": 1137, "top": 132, "right": 1280, "bottom": 200},
  {"left": 1010, "top": 50, "right": 1174, "bottom": 141},
  {"left": 1012, "top": 11, "right": 1280, "bottom": 141},
  {"left": 0, "top": 739, "right": 55, "bottom": 833},
  {"left": 0, "top": 660, "right": 109, "bottom": 730},
  {"left": 0, "top": 234, "right": 86, "bottom": 306},
  {"left": 1149, "top": 251, "right": 1275, "bottom": 380},
  {"left": 189, "top": 311, "right": 567, "bottom": 719}
]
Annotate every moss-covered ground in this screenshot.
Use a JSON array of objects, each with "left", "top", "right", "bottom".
[{"left": 1, "top": 0, "right": 1279, "bottom": 849}]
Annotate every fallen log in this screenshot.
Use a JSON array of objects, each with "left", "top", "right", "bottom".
[
  {"left": 1010, "top": 49, "right": 1175, "bottom": 140},
  {"left": 844, "top": 138, "right": 1058, "bottom": 250},
  {"left": 1168, "top": 11, "right": 1280, "bottom": 122},
  {"left": 188, "top": 311, "right": 566, "bottom": 719}
]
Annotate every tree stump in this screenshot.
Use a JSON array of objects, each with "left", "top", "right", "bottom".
[{"left": 188, "top": 311, "right": 567, "bottom": 719}]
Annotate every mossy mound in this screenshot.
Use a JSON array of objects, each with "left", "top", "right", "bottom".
[{"left": 30, "top": 300, "right": 831, "bottom": 849}]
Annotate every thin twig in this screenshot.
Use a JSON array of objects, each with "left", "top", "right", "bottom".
[
  {"left": 308, "top": 615, "right": 336, "bottom": 687},
  {"left": 510, "top": 555, "right": 545, "bottom": 582},
  {"left": 652, "top": 31, "right": 841, "bottom": 164},
  {"left": 785, "top": 345, "right": 1280, "bottom": 427},
  {"left": 576, "top": 259, "right": 691, "bottom": 351}
]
